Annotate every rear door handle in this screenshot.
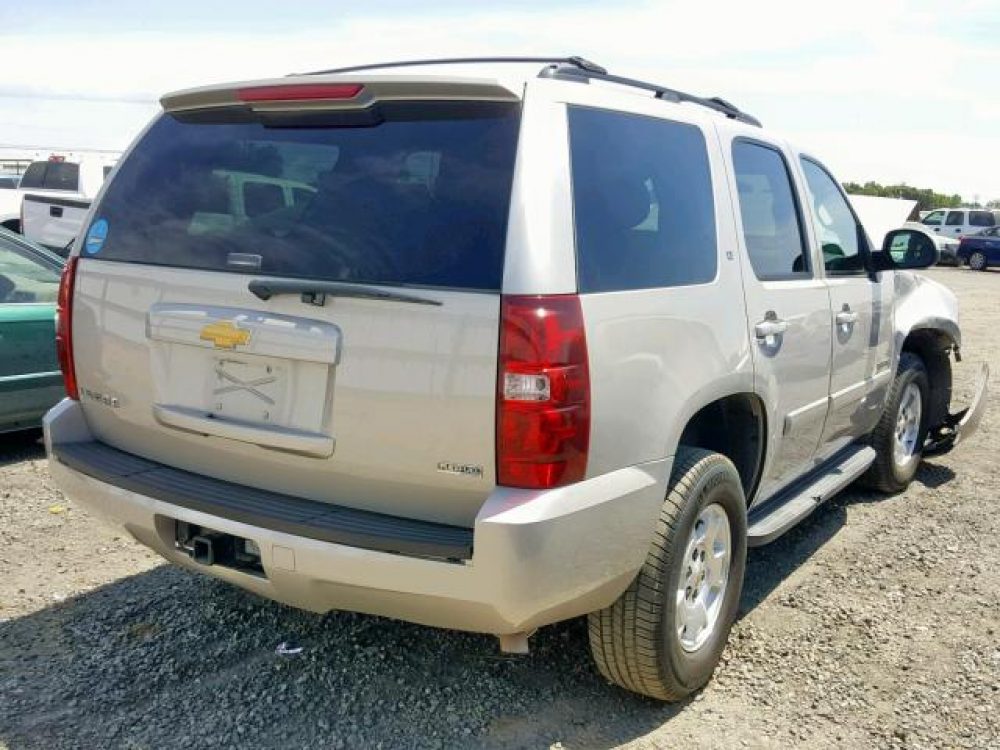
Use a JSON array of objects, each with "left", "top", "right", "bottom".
[
  {"left": 49, "top": 205, "right": 63, "bottom": 218},
  {"left": 755, "top": 313, "right": 788, "bottom": 339},
  {"left": 836, "top": 309, "right": 858, "bottom": 326}
]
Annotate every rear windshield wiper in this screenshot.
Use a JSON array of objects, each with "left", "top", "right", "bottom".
[{"left": 248, "top": 278, "right": 442, "bottom": 307}]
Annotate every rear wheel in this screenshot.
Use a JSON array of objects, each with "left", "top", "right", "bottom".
[
  {"left": 588, "top": 447, "right": 747, "bottom": 701},
  {"left": 862, "top": 352, "right": 929, "bottom": 493},
  {"left": 968, "top": 251, "right": 988, "bottom": 271}
]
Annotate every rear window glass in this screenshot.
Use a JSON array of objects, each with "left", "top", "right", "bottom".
[
  {"left": 18, "top": 161, "right": 79, "bottom": 191},
  {"left": 18, "top": 163, "right": 46, "bottom": 189},
  {"left": 567, "top": 106, "right": 716, "bottom": 292},
  {"left": 89, "top": 103, "right": 520, "bottom": 291}
]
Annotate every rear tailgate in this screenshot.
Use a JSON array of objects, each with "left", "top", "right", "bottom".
[
  {"left": 22, "top": 194, "right": 91, "bottom": 254},
  {"left": 70, "top": 81, "right": 521, "bottom": 527}
]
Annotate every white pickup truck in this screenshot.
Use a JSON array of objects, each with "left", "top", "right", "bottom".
[{"left": 11, "top": 155, "right": 118, "bottom": 252}]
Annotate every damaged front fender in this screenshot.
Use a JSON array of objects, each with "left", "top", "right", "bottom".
[{"left": 893, "top": 270, "right": 988, "bottom": 453}]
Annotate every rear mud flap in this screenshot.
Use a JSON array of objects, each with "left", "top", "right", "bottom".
[{"left": 925, "top": 362, "right": 989, "bottom": 455}]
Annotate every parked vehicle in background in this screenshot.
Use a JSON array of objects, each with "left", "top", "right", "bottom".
[
  {"left": 957, "top": 226, "right": 1000, "bottom": 270},
  {"left": 43, "top": 57, "right": 989, "bottom": 702},
  {"left": 0, "top": 172, "right": 23, "bottom": 231},
  {"left": 0, "top": 153, "right": 118, "bottom": 234},
  {"left": 919, "top": 207, "right": 999, "bottom": 239},
  {"left": 0, "top": 228, "right": 64, "bottom": 432}
]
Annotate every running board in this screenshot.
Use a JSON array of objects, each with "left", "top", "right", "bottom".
[{"left": 747, "top": 445, "right": 876, "bottom": 547}]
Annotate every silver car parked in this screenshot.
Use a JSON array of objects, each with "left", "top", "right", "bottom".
[{"left": 45, "top": 56, "right": 988, "bottom": 700}]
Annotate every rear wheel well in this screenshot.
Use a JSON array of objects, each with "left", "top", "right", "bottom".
[
  {"left": 678, "top": 394, "right": 765, "bottom": 502},
  {"left": 901, "top": 328, "right": 954, "bottom": 429}
]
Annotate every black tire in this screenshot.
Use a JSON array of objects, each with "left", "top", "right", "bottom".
[
  {"left": 862, "top": 352, "right": 930, "bottom": 493},
  {"left": 968, "top": 251, "right": 988, "bottom": 271},
  {"left": 588, "top": 447, "right": 747, "bottom": 701}
]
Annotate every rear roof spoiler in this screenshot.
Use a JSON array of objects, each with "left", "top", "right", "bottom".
[{"left": 160, "top": 75, "right": 522, "bottom": 113}]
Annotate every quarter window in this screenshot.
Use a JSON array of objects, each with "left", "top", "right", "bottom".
[
  {"left": 731, "top": 141, "right": 809, "bottom": 280},
  {"left": 567, "top": 106, "right": 717, "bottom": 292},
  {"left": 969, "top": 210, "right": 994, "bottom": 227},
  {"left": 799, "top": 158, "right": 867, "bottom": 274}
]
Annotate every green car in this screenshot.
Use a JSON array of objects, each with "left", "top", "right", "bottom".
[{"left": 0, "top": 228, "right": 64, "bottom": 433}]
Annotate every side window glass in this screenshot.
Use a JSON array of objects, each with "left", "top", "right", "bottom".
[
  {"left": 799, "top": 158, "right": 866, "bottom": 274},
  {"left": 969, "top": 210, "right": 994, "bottom": 227},
  {"left": 731, "top": 141, "right": 809, "bottom": 280},
  {"left": 922, "top": 210, "right": 944, "bottom": 226},
  {"left": 945, "top": 211, "right": 964, "bottom": 226},
  {"left": 568, "top": 106, "right": 717, "bottom": 292},
  {"left": 0, "top": 241, "right": 60, "bottom": 304}
]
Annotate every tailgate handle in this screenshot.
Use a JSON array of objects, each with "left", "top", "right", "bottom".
[
  {"left": 248, "top": 279, "right": 442, "bottom": 307},
  {"left": 50, "top": 205, "right": 63, "bottom": 217},
  {"left": 153, "top": 404, "right": 335, "bottom": 458}
]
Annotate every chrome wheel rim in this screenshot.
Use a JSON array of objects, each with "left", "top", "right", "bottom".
[
  {"left": 971, "top": 253, "right": 985, "bottom": 270},
  {"left": 675, "top": 503, "right": 731, "bottom": 653},
  {"left": 893, "top": 382, "right": 923, "bottom": 467}
]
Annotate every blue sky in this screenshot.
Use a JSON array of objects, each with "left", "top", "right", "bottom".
[{"left": 2, "top": 0, "right": 998, "bottom": 200}]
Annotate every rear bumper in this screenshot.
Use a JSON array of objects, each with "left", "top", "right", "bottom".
[{"left": 44, "top": 399, "right": 667, "bottom": 635}]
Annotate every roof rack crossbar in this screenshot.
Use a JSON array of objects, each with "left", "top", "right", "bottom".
[
  {"left": 298, "top": 56, "right": 607, "bottom": 77},
  {"left": 539, "top": 63, "right": 762, "bottom": 128}
]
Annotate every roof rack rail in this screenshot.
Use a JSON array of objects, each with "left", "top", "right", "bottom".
[
  {"left": 299, "top": 56, "right": 607, "bottom": 77},
  {"left": 538, "top": 62, "right": 761, "bottom": 128},
  {"left": 295, "top": 55, "right": 759, "bottom": 127}
]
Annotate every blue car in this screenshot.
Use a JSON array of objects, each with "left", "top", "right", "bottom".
[{"left": 958, "top": 226, "right": 1000, "bottom": 270}]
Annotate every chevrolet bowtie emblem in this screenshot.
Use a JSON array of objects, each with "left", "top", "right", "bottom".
[{"left": 200, "top": 321, "right": 251, "bottom": 349}]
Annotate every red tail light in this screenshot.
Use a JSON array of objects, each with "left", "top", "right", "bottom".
[
  {"left": 497, "top": 295, "right": 590, "bottom": 489},
  {"left": 237, "top": 83, "right": 364, "bottom": 102},
  {"left": 56, "top": 256, "right": 79, "bottom": 400}
]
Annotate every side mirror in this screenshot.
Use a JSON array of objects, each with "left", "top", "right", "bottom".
[{"left": 880, "top": 229, "right": 939, "bottom": 270}]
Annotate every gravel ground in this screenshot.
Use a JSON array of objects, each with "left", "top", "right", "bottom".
[{"left": 1, "top": 267, "right": 997, "bottom": 750}]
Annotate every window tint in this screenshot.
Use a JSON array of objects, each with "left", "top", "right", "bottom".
[
  {"left": 922, "top": 210, "right": 944, "bottom": 226},
  {"left": 732, "top": 141, "right": 808, "bottom": 279},
  {"left": 0, "top": 176, "right": 17, "bottom": 189},
  {"left": 945, "top": 211, "right": 964, "bottom": 226},
  {"left": 103, "top": 165, "right": 113, "bottom": 180},
  {"left": 0, "top": 236, "right": 60, "bottom": 304},
  {"left": 43, "top": 162, "right": 79, "bottom": 190},
  {"left": 15, "top": 161, "right": 80, "bottom": 191},
  {"left": 969, "top": 210, "right": 994, "bottom": 227},
  {"left": 88, "top": 103, "right": 520, "bottom": 291},
  {"left": 568, "top": 107, "right": 716, "bottom": 292},
  {"left": 18, "top": 162, "right": 46, "bottom": 189},
  {"left": 799, "top": 158, "right": 867, "bottom": 274}
]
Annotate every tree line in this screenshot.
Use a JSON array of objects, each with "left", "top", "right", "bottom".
[{"left": 844, "top": 181, "right": 1000, "bottom": 217}]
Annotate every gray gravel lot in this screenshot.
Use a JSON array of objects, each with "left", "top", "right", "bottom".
[{"left": 1, "top": 268, "right": 997, "bottom": 749}]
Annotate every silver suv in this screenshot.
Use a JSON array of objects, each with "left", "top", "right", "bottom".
[{"left": 44, "top": 57, "right": 988, "bottom": 700}]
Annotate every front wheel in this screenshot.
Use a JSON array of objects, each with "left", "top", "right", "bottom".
[
  {"left": 968, "top": 251, "right": 988, "bottom": 271},
  {"left": 588, "top": 448, "right": 747, "bottom": 701},
  {"left": 862, "top": 352, "right": 929, "bottom": 493}
]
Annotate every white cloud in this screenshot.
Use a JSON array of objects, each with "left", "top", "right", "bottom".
[{"left": 2, "top": 0, "right": 997, "bottom": 199}]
